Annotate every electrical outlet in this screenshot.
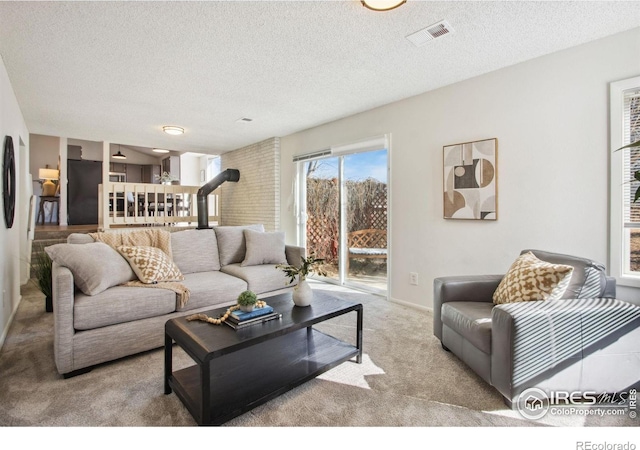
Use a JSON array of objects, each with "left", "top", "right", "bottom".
[{"left": 410, "top": 272, "right": 419, "bottom": 285}]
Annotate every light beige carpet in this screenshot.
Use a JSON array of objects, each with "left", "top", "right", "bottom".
[{"left": 0, "top": 280, "right": 635, "bottom": 429}]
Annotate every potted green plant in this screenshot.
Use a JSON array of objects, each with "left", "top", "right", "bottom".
[
  {"left": 237, "top": 290, "right": 258, "bottom": 312},
  {"left": 31, "top": 242, "right": 53, "bottom": 312},
  {"left": 154, "top": 171, "right": 179, "bottom": 185},
  {"left": 616, "top": 140, "right": 640, "bottom": 202},
  {"left": 276, "top": 255, "right": 327, "bottom": 307}
]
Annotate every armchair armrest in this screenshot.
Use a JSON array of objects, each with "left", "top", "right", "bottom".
[
  {"left": 285, "top": 245, "right": 306, "bottom": 266},
  {"left": 491, "top": 298, "right": 640, "bottom": 403},
  {"left": 433, "top": 275, "right": 503, "bottom": 340},
  {"left": 52, "top": 262, "right": 76, "bottom": 375}
]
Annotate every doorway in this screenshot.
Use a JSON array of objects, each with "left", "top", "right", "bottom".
[{"left": 296, "top": 136, "right": 389, "bottom": 295}]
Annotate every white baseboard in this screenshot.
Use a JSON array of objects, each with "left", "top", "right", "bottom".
[
  {"left": 0, "top": 294, "right": 21, "bottom": 351},
  {"left": 389, "top": 296, "right": 432, "bottom": 313}
]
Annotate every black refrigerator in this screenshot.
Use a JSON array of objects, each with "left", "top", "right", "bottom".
[{"left": 67, "top": 159, "right": 102, "bottom": 225}]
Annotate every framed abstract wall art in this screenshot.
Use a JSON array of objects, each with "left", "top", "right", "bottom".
[{"left": 443, "top": 138, "right": 497, "bottom": 220}]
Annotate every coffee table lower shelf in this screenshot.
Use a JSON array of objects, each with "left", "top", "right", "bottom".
[{"left": 167, "top": 328, "right": 359, "bottom": 425}]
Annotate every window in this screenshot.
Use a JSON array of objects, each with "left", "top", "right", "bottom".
[
  {"left": 206, "top": 156, "right": 220, "bottom": 181},
  {"left": 610, "top": 76, "right": 640, "bottom": 286}
]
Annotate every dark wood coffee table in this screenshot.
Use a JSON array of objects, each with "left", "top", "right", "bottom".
[{"left": 164, "top": 291, "right": 363, "bottom": 426}]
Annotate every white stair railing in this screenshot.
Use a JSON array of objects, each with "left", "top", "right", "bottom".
[{"left": 98, "top": 182, "right": 219, "bottom": 230}]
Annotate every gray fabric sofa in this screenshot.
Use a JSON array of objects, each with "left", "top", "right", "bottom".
[
  {"left": 50, "top": 225, "right": 304, "bottom": 377},
  {"left": 433, "top": 249, "right": 640, "bottom": 408}
]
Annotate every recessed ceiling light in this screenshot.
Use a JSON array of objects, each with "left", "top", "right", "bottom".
[
  {"left": 152, "top": 148, "right": 170, "bottom": 154},
  {"left": 163, "top": 126, "right": 184, "bottom": 135}
]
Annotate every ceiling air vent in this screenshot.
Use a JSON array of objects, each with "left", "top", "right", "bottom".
[
  {"left": 406, "top": 20, "right": 454, "bottom": 47},
  {"left": 236, "top": 117, "right": 253, "bottom": 123}
]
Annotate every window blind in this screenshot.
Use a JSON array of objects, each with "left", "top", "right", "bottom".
[
  {"left": 623, "top": 89, "right": 640, "bottom": 226},
  {"left": 292, "top": 134, "right": 389, "bottom": 162},
  {"left": 330, "top": 135, "right": 388, "bottom": 156}
]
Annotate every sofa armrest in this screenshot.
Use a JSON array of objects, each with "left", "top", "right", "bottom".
[
  {"left": 491, "top": 298, "right": 640, "bottom": 403},
  {"left": 285, "top": 245, "right": 306, "bottom": 266},
  {"left": 52, "top": 261, "right": 76, "bottom": 375},
  {"left": 433, "top": 275, "right": 503, "bottom": 340}
]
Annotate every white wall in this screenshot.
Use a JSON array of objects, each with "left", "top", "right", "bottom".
[
  {"left": 280, "top": 27, "right": 640, "bottom": 309},
  {"left": 0, "top": 54, "right": 29, "bottom": 348},
  {"left": 68, "top": 139, "right": 161, "bottom": 165},
  {"left": 179, "top": 152, "right": 202, "bottom": 186}
]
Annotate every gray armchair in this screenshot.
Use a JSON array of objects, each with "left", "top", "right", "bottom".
[{"left": 433, "top": 249, "right": 640, "bottom": 408}]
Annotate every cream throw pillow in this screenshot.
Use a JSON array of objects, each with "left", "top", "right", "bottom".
[
  {"left": 117, "top": 245, "right": 184, "bottom": 284},
  {"left": 45, "top": 242, "right": 136, "bottom": 296},
  {"left": 241, "top": 229, "right": 287, "bottom": 267},
  {"left": 493, "top": 252, "right": 574, "bottom": 304}
]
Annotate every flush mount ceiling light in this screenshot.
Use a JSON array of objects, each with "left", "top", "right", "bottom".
[
  {"left": 152, "top": 148, "right": 170, "bottom": 154},
  {"left": 361, "top": 0, "right": 406, "bottom": 11},
  {"left": 162, "top": 126, "right": 184, "bottom": 135},
  {"left": 112, "top": 144, "right": 126, "bottom": 160}
]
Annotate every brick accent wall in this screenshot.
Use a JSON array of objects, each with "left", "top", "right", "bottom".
[{"left": 219, "top": 137, "right": 280, "bottom": 231}]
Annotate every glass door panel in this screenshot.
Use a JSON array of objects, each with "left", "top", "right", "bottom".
[
  {"left": 304, "top": 157, "right": 340, "bottom": 282},
  {"left": 343, "top": 150, "right": 388, "bottom": 292}
]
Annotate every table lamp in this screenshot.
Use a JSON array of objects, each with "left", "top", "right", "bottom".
[{"left": 39, "top": 168, "right": 59, "bottom": 196}]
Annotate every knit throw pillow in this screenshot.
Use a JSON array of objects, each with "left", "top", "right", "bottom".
[
  {"left": 493, "top": 251, "right": 574, "bottom": 304},
  {"left": 117, "top": 245, "right": 184, "bottom": 284}
]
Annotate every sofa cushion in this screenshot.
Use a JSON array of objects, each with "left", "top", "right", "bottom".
[
  {"left": 45, "top": 242, "right": 136, "bottom": 296},
  {"left": 74, "top": 285, "right": 176, "bottom": 330},
  {"left": 441, "top": 301, "right": 494, "bottom": 354},
  {"left": 171, "top": 229, "right": 221, "bottom": 273},
  {"left": 67, "top": 233, "right": 95, "bottom": 244},
  {"left": 493, "top": 251, "right": 574, "bottom": 304},
  {"left": 241, "top": 229, "right": 287, "bottom": 267},
  {"left": 221, "top": 263, "right": 294, "bottom": 294},
  {"left": 177, "top": 271, "right": 248, "bottom": 312},
  {"left": 117, "top": 245, "right": 184, "bottom": 283},
  {"left": 214, "top": 224, "right": 264, "bottom": 266}
]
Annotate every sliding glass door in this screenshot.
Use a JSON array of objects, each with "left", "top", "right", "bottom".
[{"left": 297, "top": 136, "right": 388, "bottom": 294}]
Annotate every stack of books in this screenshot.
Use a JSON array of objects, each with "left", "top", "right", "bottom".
[{"left": 225, "top": 304, "right": 282, "bottom": 330}]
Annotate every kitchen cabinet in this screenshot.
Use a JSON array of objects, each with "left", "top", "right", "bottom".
[
  {"left": 126, "top": 165, "right": 142, "bottom": 183},
  {"left": 162, "top": 156, "right": 180, "bottom": 181},
  {"left": 142, "top": 164, "right": 161, "bottom": 184},
  {"left": 110, "top": 162, "right": 126, "bottom": 173}
]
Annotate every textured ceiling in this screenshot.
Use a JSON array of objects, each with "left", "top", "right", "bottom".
[{"left": 1, "top": 1, "right": 639, "bottom": 155}]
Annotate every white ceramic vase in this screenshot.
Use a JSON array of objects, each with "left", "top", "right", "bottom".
[{"left": 292, "top": 279, "right": 313, "bottom": 307}]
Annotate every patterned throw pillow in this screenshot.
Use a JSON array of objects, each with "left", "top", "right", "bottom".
[
  {"left": 493, "top": 252, "right": 574, "bottom": 304},
  {"left": 117, "top": 245, "right": 184, "bottom": 284}
]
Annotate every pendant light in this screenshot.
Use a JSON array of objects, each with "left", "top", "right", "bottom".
[{"left": 112, "top": 144, "right": 126, "bottom": 160}]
